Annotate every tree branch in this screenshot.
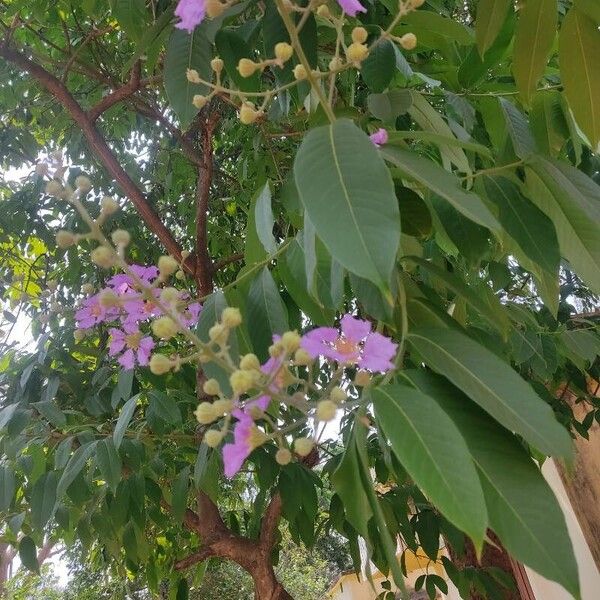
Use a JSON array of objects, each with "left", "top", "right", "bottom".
[
  {"left": 259, "top": 492, "right": 283, "bottom": 551},
  {"left": 174, "top": 547, "right": 215, "bottom": 570},
  {"left": 0, "top": 44, "right": 189, "bottom": 270},
  {"left": 212, "top": 252, "right": 244, "bottom": 273},
  {"left": 88, "top": 60, "right": 141, "bottom": 122}
]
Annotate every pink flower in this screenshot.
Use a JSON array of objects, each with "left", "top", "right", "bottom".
[
  {"left": 337, "top": 0, "right": 366, "bottom": 16},
  {"left": 175, "top": 0, "right": 206, "bottom": 32},
  {"left": 301, "top": 314, "right": 397, "bottom": 372},
  {"left": 75, "top": 294, "right": 115, "bottom": 328},
  {"left": 370, "top": 128, "right": 388, "bottom": 147},
  {"left": 222, "top": 410, "right": 260, "bottom": 478},
  {"left": 108, "top": 325, "right": 155, "bottom": 370},
  {"left": 107, "top": 265, "right": 158, "bottom": 293}
]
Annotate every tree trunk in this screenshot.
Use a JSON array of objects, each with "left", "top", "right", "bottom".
[{"left": 252, "top": 562, "right": 293, "bottom": 600}]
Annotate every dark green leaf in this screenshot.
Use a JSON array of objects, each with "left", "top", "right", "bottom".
[
  {"left": 215, "top": 28, "right": 260, "bottom": 92},
  {"left": 19, "top": 536, "right": 39, "bottom": 573},
  {"left": 475, "top": 0, "right": 512, "bottom": 56},
  {"left": 172, "top": 467, "right": 190, "bottom": 525},
  {"left": 0, "top": 464, "right": 15, "bottom": 511},
  {"left": 30, "top": 471, "right": 57, "bottom": 530},
  {"left": 96, "top": 438, "right": 122, "bottom": 493},
  {"left": 254, "top": 182, "right": 277, "bottom": 254},
  {"left": 113, "top": 394, "right": 139, "bottom": 450},
  {"left": 57, "top": 442, "right": 97, "bottom": 499},
  {"left": 361, "top": 39, "right": 396, "bottom": 93},
  {"left": 148, "top": 390, "right": 182, "bottom": 425}
]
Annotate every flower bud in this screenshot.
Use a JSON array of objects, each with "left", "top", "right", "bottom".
[
  {"left": 240, "top": 353, "right": 261, "bottom": 371},
  {"left": 239, "top": 102, "right": 259, "bottom": 125},
  {"left": 56, "top": 230, "right": 76, "bottom": 249},
  {"left": 193, "top": 94, "right": 209, "bottom": 109},
  {"left": 329, "top": 57, "right": 343, "bottom": 72},
  {"left": 330, "top": 386, "right": 347, "bottom": 404},
  {"left": 221, "top": 307, "right": 242, "bottom": 328},
  {"left": 410, "top": 0, "right": 426, "bottom": 7},
  {"left": 82, "top": 283, "right": 94, "bottom": 295},
  {"left": 204, "top": 429, "right": 223, "bottom": 448},
  {"left": 274, "top": 42, "right": 293, "bottom": 63},
  {"left": 45, "top": 180, "right": 64, "bottom": 197},
  {"left": 152, "top": 316, "right": 179, "bottom": 339},
  {"left": 101, "top": 196, "right": 119, "bottom": 214},
  {"left": 276, "top": 448, "right": 292, "bottom": 465},
  {"left": 294, "top": 437, "right": 314, "bottom": 457},
  {"left": 237, "top": 58, "right": 259, "bottom": 78},
  {"left": 75, "top": 175, "right": 92, "bottom": 192},
  {"left": 186, "top": 68, "right": 202, "bottom": 83},
  {"left": 230, "top": 369, "right": 255, "bottom": 395},
  {"left": 400, "top": 33, "right": 417, "bottom": 50},
  {"left": 211, "top": 57, "right": 224, "bottom": 73},
  {"left": 203, "top": 378, "right": 221, "bottom": 396},
  {"left": 206, "top": 0, "right": 225, "bottom": 18},
  {"left": 175, "top": 270, "right": 185, "bottom": 280},
  {"left": 294, "top": 348, "right": 312, "bottom": 366},
  {"left": 351, "top": 27, "right": 368, "bottom": 44},
  {"left": 74, "top": 329, "right": 86, "bottom": 343},
  {"left": 159, "top": 287, "right": 179, "bottom": 304},
  {"left": 293, "top": 64, "right": 308, "bottom": 80},
  {"left": 316, "top": 399, "right": 337, "bottom": 422},
  {"left": 111, "top": 229, "right": 130, "bottom": 246},
  {"left": 149, "top": 354, "right": 173, "bottom": 375},
  {"left": 158, "top": 255, "right": 178, "bottom": 276},
  {"left": 91, "top": 246, "right": 115, "bottom": 269},
  {"left": 354, "top": 369, "right": 371, "bottom": 387},
  {"left": 208, "top": 323, "right": 228, "bottom": 345},
  {"left": 316, "top": 4, "right": 330, "bottom": 17},
  {"left": 268, "top": 340, "right": 285, "bottom": 357},
  {"left": 195, "top": 401, "right": 216, "bottom": 424},
  {"left": 99, "top": 289, "right": 119, "bottom": 307},
  {"left": 346, "top": 42, "right": 369, "bottom": 63},
  {"left": 281, "top": 331, "right": 301, "bottom": 353},
  {"left": 213, "top": 398, "right": 234, "bottom": 414}
]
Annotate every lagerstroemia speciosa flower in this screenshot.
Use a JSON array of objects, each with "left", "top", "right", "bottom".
[
  {"left": 337, "top": 0, "right": 367, "bottom": 16},
  {"left": 174, "top": 0, "right": 206, "bottom": 32},
  {"left": 109, "top": 325, "right": 155, "bottom": 369},
  {"left": 370, "top": 128, "right": 388, "bottom": 146},
  {"left": 222, "top": 410, "right": 265, "bottom": 478}
]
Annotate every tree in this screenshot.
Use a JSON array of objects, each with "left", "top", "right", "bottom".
[{"left": 0, "top": 1, "right": 599, "bottom": 599}]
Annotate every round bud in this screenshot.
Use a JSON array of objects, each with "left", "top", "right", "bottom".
[
  {"left": 293, "top": 64, "right": 308, "bottom": 81},
  {"left": 75, "top": 175, "right": 92, "bottom": 192},
  {"left": 294, "top": 437, "right": 314, "bottom": 457},
  {"left": 237, "top": 58, "right": 259, "bottom": 78},
  {"left": 186, "top": 68, "right": 202, "bottom": 83},
  {"left": 316, "top": 399, "right": 338, "bottom": 422},
  {"left": 211, "top": 57, "right": 224, "bottom": 73},
  {"left": 111, "top": 229, "right": 130, "bottom": 246},
  {"left": 213, "top": 398, "right": 234, "bottom": 414},
  {"left": 329, "top": 57, "right": 343, "bottom": 72},
  {"left": 175, "top": 270, "right": 185, "bottom": 280},
  {"left": 203, "top": 378, "right": 221, "bottom": 396},
  {"left": 45, "top": 180, "right": 64, "bottom": 197},
  {"left": 230, "top": 369, "right": 255, "bottom": 395},
  {"left": 274, "top": 42, "right": 294, "bottom": 63},
  {"left": 346, "top": 42, "right": 369, "bottom": 63},
  {"left": 239, "top": 102, "right": 259, "bottom": 125},
  {"left": 195, "top": 401, "right": 216, "bottom": 424},
  {"left": 316, "top": 5, "right": 330, "bottom": 17},
  {"left": 204, "top": 429, "right": 223, "bottom": 448},
  {"left": 240, "top": 353, "right": 261, "bottom": 371},
  {"left": 160, "top": 287, "right": 180, "bottom": 304},
  {"left": 90, "top": 246, "right": 115, "bottom": 269},
  {"left": 149, "top": 354, "right": 173, "bottom": 375},
  {"left": 410, "top": 0, "right": 426, "bottom": 7},
  {"left": 275, "top": 448, "right": 292, "bottom": 466},
  {"left": 354, "top": 369, "right": 371, "bottom": 387},
  {"left": 330, "top": 386, "right": 347, "bottom": 404},
  {"left": 281, "top": 330, "right": 301, "bottom": 353},
  {"left": 56, "top": 230, "right": 76, "bottom": 249},
  {"left": 351, "top": 26, "right": 368, "bottom": 44},
  {"left": 158, "top": 255, "right": 178, "bottom": 276},
  {"left": 268, "top": 340, "right": 285, "bottom": 357},
  {"left": 294, "top": 348, "right": 312, "bottom": 366},
  {"left": 73, "top": 329, "right": 86, "bottom": 343},
  {"left": 221, "top": 307, "right": 242, "bottom": 328},
  {"left": 206, "top": 0, "right": 225, "bottom": 18},
  {"left": 152, "top": 316, "right": 179, "bottom": 339},
  {"left": 82, "top": 283, "right": 94, "bottom": 295},
  {"left": 101, "top": 196, "right": 119, "bottom": 214},
  {"left": 98, "top": 289, "right": 119, "bottom": 307},
  {"left": 208, "top": 323, "right": 228, "bottom": 345},
  {"left": 400, "top": 33, "right": 417, "bottom": 50},
  {"left": 193, "top": 94, "right": 208, "bottom": 109}
]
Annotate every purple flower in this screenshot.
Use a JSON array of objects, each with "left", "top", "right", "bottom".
[
  {"left": 175, "top": 0, "right": 206, "bottom": 33},
  {"left": 222, "top": 410, "right": 263, "bottom": 478},
  {"left": 301, "top": 314, "right": 397, "bottom": 372},
  {"left": 337, "top": 0, "right": 367, "bottom": 16},
  {"left": 108, "top": 325, "right": 155, "bottom": 370},
  {"left": 370, "top": 128, "right": 388, "bottom": 147},
  {"left": 75, "top": 294, "right": 114, "bottom": 329},
  {"left": 107, "top": 265, "right": 158, "bottom": 293}
]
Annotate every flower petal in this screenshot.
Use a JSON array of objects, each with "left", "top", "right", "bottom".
[
  {"left": 360, "top": 332, "right": 398, "bottom": 372},
  {"left": 341, "top": 314, "right": 371, "bottom": 343}
]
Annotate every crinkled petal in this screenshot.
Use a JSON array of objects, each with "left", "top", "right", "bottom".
[
  {"left": 300, "top": 327, "right": 338, "bottom": 358},
  {"left": 118, "top": 349, "right": 135, "bottom": 370},
  {"left": 360, "top": 332, "right": 398, "bottom": 372},
  {"left": 136, "top": 346, "right": 151, "bottom": 366},
  {"left": 336, "top": 0, "right": 366, "bottom": 16},
  {"left": 341, "top": 314, "right": 371, "bottom": 343},
  {"left": 369, "top": 128, "right": 388, "bottom": 146},
  {"left": 175, "top": 0, "right": 206, "bottom": 32},
  {"left": 248, "top": 395, "right": 270, "bottom": 412},
  {"left": 222, "top": 442, "right": 250, "bottom": 478}
]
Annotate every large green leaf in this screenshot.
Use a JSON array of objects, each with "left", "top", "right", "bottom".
[
  {"left": 530, "top": 91, "right": 570, "bottom": 156},
  {"left": 57, "top": 442, "right": 97, "bottom": 499},
  {"left": 525, "top": 156, "right": 600, "bottom": 292},
  {"left": 512, "top": 0, "right": 557, "bottom": 105},
  {"left": 30, "top": 471, "right": 58, "bottom": 530},
  {"left": 113, "top": 394, "right": 139, "bottom": 450},
  {"left": 19, "top": 536, "right": 39, "bottom": 573},
  {"left": 294, "top": 119, "right": 400, "bottom": 290},
  {"left": 254, "top": 182, "right": 277, "bottom": 254},
  {"left": 367, "top": 89, "right": 412, "bottom": 123},
  {"left": 381, "top": 146, "right": 499, "bottom": 231},
  {"left": 403, "top": 371, "right": 580, "bottom": 598},
  {"left": 0, "top": 464, "right": 15, "bottom": 511},
  {"left": 373, "top": 384, "right": 487, "bottom": 551},
  {"left": 96, "top": 438, "right": 122, "bottom": 493},
  {"left": 215, "top": 28, "right": 260, "bottom": 92},
  {"left": 559, "top": 8, "right": 600, "bottom": 151},
  {"left": 110, "top": 0, "right": 147, "bottom": 42},
  {"left": 172, "top": 467, "right": 190, "bottom": 525},
  {"left": 475, "top": 0, "right": 513, "bottom": 56},
  {"left": 33, "top": 400, "right": 66, "bottom": 428},
  {"left": 408, "top": 327, "right": 572, "bottom": 458},
  {"left": 163, "top": 27, "right": 212, "bottom": 129},
  {"left": 361, "top": 39, "right": 396, "bottom": 93},
  {"left": 148, "top": 390, "right": 182, "bottom": 426}
]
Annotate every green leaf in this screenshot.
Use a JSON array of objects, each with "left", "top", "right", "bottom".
[
  {"left": 575, "top": 0, "right": 600, "bottom": 23},
  {"left": 164, "top": 27, "right": 211, "bottom": 129},
  {"left": 0, "top": 464, "right": 15, "bottom": 511},
  {"left": 113, "top": 394, "right": 139, "bottom": 450},
  {"left": 387, "top": 130, "right": 493, "bottom": 159},
  {"left": 245, "top": 183, "right": 269, "bottom": 265},
  {"left": 33, "top": 400, "right": 66, "bottom": 428},
  {"left": 361, "top": 39, "right": 396, "bottom": 93},
  {"left": 215, "top": 28, "right": 260, "bottom": 92},
  {"left": 19, "top": 536, "right": 39, "bottom": 573},
  {"left": 398, "top": 10, "right": 474, "bottom": 47},
  {"left": 96, "top": 438, "right": 122, "bottom": 493},
  {"left": 499, "top": 99, "right": 538, "bottom": 158},
  {"left": 530, "top": 91, "right": 570, "bottom": 156},
  {"left": 475, "top": 0, "right": 512, "bottom": 56},
  {"left": 403, "top": 370, "right": 580, "bottom": 598},
  {"left": 525, "top": 156, "right": 600, "bottom": 292},
  {"left": 148, "top": 390, "right": 182, "bottom": 425},
  {"left": 246, "top": 267, "right": 289, "bottom": 360},
  {"left": 512, "top": 0, "right": 557, "bottom": 105},
  {"left": 294, "top": 119, "right": 400, "bottom": 290},
  {"left": 367, "top": 89, "right": 412, "bottom": 123},
  {"left": 559, "top": 8, "right": 600, "bottom": 151},
  {"left": 254, "top": 182, "right": 277, "bottom": 254},
  {"left": 408, "top": 327, "right": 573, "bottom": 458},
  {"left": 110, "top": 0, "right": 147, "bottom": 42},
  {"left": 57, "top": 442, "right": 97, "bottom": 499},
  {"left": 30, "top": 471, "right": 58, "bottom": 530},
  {"left": 172, "top": 467, "right": 190, "bottom": 525},
  {"left": 381, "top": 146, "right": 499, "bottom": 231},
  {"left": 373, "top": 384, "right": 487, "bottom": 550},
  {"left": 561, "top": 329, "right": 600, "bottom": 365}
]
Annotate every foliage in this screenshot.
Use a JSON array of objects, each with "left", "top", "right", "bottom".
[{"left": 1, "top": 1, "right": 600, "bottom": 599}]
